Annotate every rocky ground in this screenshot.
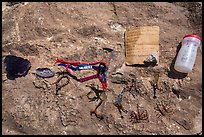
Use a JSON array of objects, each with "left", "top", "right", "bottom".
[{"left": 2, "top": 2, "right": 202, "bottom": 135}]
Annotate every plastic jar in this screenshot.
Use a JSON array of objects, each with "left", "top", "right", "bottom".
[{"left": 174, "top": 34, "right": 201, "bottom": 73}]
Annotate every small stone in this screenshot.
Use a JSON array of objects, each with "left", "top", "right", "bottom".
[
  {"left": 172, "top": 82, "right": 179, "bottom": 91},
  {"left": 144, "top": 51, "right": 158, "bottom": 63},
  {"left": 47, "top": 36, "right": 53, "bottom": 41},
  {"left": 177, "top": 106, "right": 181, "bottom": 111},
  {"left": 147, "top": 77, "right": 151, "bottom": 81},
  {"left": 172, "top": 82, "right": 180, "bottom": 98},
  {"left": 186, "top": 77, "right": 191, "bottom": 81},
  {"left": 178, "top": 98, "right": 182, "bottom": 101}
]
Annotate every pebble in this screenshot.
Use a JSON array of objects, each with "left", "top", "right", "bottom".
[
  {"left": 146, "top": 77, "right": 151, "bottom": 81},
  {"left": 62, "top": 131, "right": 67, "bottom": 135},
  {"left": 178, "top": 98, "right": 182, "bottom": 102},
  {"left": 172, "top": 82, "right": 180, "bottom": 91},
  {"left": 177, "top": 106, "right": 181, "bottom": 111},
  {"left": 24, "top": 2, "right": 29, "bottom": 5},
  {"left": 185, "top": 77, "right": 191, "bottom": 81},
  {"left": 108, "top": 124, "right": 112, "bottom": 128}
]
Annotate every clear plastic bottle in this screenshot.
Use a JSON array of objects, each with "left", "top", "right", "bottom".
[{"left": 174, "top": 34, "right": 201, "bottom": 73}]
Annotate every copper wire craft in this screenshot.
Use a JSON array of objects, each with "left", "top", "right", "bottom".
[
  {"left": 130, "top": 104, "right": 149, "bottom": 123},
  {"left": 155, "top": 100, "right": 174, "bottom": 118}
]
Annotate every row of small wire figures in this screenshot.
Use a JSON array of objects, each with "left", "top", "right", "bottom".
[{"left": 112, "top": 75, "right": 174, "bottom": 124}]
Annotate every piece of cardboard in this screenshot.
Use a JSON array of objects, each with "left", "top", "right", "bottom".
[{"left": 125, "top": 26, "right": 160, "bottom": 65}]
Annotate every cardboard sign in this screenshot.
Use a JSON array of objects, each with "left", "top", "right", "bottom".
[{"left": 125, "top": 26, "right": 160, "bottom": 65}]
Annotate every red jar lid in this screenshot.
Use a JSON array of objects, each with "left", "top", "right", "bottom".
[{"left": 183, "top": 34, "right": 201, "bottom": 41}]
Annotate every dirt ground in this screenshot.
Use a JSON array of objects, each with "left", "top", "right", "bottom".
[{"left": 2, "top": 2, "right": 202, "bottom": 135}]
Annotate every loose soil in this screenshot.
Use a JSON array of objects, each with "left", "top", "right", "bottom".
[{"left": 2, "top": 2, "right": 202, "bottom": 135}]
